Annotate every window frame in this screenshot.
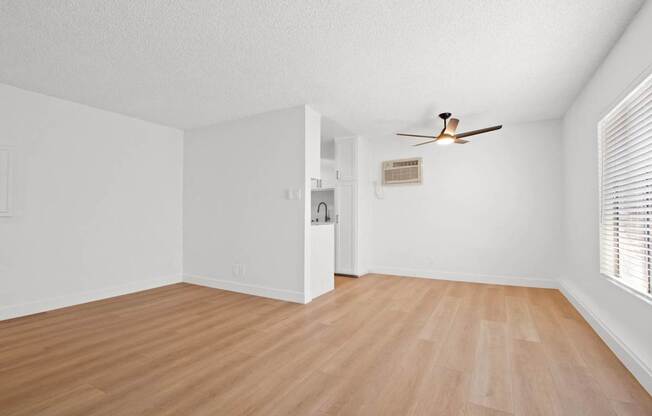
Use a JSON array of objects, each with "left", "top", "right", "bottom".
[{"left": 597, "top": 69, "right": 652, "bottom": 303}]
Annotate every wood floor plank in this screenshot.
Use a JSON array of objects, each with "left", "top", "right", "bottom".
[
  {"left": 8, "top": 384, "right": 105, "bottom": 416},
  {"left": 0, "top": 276, "right": 649, "bottom": 416},
  {"left": 465, "top": 403, "right": 514, "bottom": 416},
  {"left": 610, "top": 400, "right": 652, "bottom": 416},
  {"left": 503, "top": 285, "right": 529, "bottom": 298},
  {"left": 250, "top": 370, "right": 336, "bottom": 416},
  {"left": 511, "top": 339, "right": 562, "bottom": 416},
  {"left": 434, "top": 285, "right": 482, "bottom": 372},
  {"left": 345, "top": 332, "right": 435, "bottom": 416},
  {"left": 469, "top": 320, "right": 513, "bottom": 413},
  {"left": 549, "top": 362, "right": 615, "bottom": 416},
  {"left": 560, "top": 314, "right": 652, "bottom": 411},
  {"left": 409, "top": 365, "right": 469, "bottom": 416},
  {"left": 529, "top": 299, "right": 584, "bottom": 366},
  {"left": 373, "top": 339, "right": 435, "bottom": 416},
  {"left": 587, "top": 362, "right": 652, "bottom": 410},
  {"left": 560, "top": 316, "right": 616, "bottom": 366},
  {"left": 479, "top": 285, "right": 507, "bottom": 322},
  {"left": 418, "top": 295, "right": 460, "bottom": 346},
  {"left": 505, "top": 295, "right": 540, "bottom": 342}
]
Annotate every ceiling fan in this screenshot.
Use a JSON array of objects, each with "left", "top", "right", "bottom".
[{"left": 397, "top": 113, "right": 502, "bottom": 146}]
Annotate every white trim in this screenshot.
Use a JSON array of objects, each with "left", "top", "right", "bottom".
[
  {"left": 183, "top": 274, "right": 305, "bottom": 304},
  {"left": 367, "top": 267, "right": 558, "bottom": 288},
  {"left": 558, "top": 279, "right": 652, "bottom": 395},
  {"left": 0, "top": 274, "right": 183, "bottom": 321}
]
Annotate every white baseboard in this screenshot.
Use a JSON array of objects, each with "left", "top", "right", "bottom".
[
  {"left": 558, "top": 279, "right": 652, "bottom": 395},
  {"left": 367, "top": 266, "right": 557, "bottom": 288},
  {"left": 0, "top": 274, "right": 183, "bottom": 321},
  {"left": 183, "top": 274, "right": 305, "bottom": 304}
]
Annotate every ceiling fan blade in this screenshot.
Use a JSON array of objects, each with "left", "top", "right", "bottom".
[
  {"left": 397, "top": 133, "right": 438, "bottom": 139},
  {"left": 454, "top": 138, "right": 469, "bottom": 144},
  {"left": 444, "top": 118, "right": 459, "bottom": 135},
  {"left": 455, "top": 125, "right": 502, "bottom": 139},
  {"left": 413, "top": 139, "right": 438, "bottom": 147}
]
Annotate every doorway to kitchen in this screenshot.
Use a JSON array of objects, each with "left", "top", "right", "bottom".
[{"left": 311, "top": 124, "right": 360, "bottom": 278}]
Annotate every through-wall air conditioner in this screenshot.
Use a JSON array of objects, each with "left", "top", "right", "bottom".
[{"left": 382, "top": 158, "right": 422, "bottom": 185}]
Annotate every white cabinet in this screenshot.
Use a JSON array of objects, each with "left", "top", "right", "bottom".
[
  {"left": 310, "top": 224, "right": 334, "bottom": 299},
  {"left": 334, "top": 137, "right": 358, "bottom": 275},
  {"left": 335, "top": 138, "right": 357, "bottom": 181},
  {"left": 319, "top": 158, "right": 336, "bottom": 189}
]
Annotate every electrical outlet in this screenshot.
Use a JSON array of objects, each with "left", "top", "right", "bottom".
[
  {"left": 240, "top": 264, "right": 246, "bottom": 276},
  {"left": 232, "top": 263, "right": 240, "bottom": 277}
]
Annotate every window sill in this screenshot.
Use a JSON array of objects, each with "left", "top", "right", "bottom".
[{"left": 600, "top": 273, "right": 652, "bottom": 307}]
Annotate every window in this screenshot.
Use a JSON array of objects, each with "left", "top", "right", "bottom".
[{"left": 599, "top": 73, "right": 652, "bottom": 298}]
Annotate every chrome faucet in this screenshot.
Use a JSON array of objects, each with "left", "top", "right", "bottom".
[{"left": 317, "top": 202, "right": 330, "bottom": 222}]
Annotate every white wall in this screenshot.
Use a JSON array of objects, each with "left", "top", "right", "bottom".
[
  {"left": 561, "top": 1, "right": 652, "bottom": 393},
  {"left": 304, "top": 106, "right": 321, "bottom": 302},
  {"left": 183, "top": 106, "right": 315, "bottom": 303},
  {"left": 362, "top": 119, "right": 562, "bottom": 287},
  {"left": 0, "top": 83, "right": 183, "bottom": 320}
]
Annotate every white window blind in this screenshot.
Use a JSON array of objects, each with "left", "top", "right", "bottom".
[{"left": 599, "top": 72, "right": 652, "bottom": 298}]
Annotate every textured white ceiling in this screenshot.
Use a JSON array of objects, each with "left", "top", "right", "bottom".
[{"left": 0, "top": 1, "right": 644, "bottom": 133}]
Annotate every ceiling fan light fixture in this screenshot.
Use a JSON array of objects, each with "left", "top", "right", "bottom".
[
  {"left": 436, "top": 134, "right": 455, "bottom": 145},
  {"left": 397, "top": 112, "right": 502, "bottom": 147}
]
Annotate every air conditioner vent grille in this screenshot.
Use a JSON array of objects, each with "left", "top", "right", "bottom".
[
  {"left": 392, "top": 160, "right": 419, "bottom": 167},
  {"left": 382, "top": 158, "right": 422, "bottom": 185}
]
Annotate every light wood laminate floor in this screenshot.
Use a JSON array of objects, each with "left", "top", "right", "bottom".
[{"left": 1, "top": 275, "right": 650, "bottom": 415}]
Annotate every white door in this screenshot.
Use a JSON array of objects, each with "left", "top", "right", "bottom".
[{"left": 335, "top": 181, "right": 356, "bottom": 275}]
